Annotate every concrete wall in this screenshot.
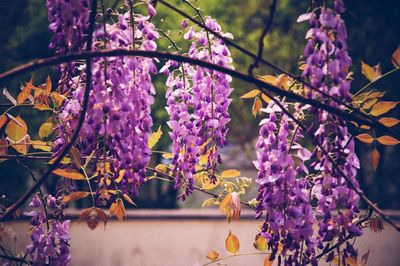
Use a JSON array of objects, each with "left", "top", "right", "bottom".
[{"left": 4, "top": 209, "right": 400, "bottom": 266}]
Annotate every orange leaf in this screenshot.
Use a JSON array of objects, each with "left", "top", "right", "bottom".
[
  {"left": 371, "top": 149, "right": 380, "bottom": 172},
  {"left": 392, "top": 47, "right": 400, "bottom": 68},
  {"left": 355, "top": 133, "right": 374, "bottom": 144},
  {"left": 377, "top": 135, "right": 400, "bottom": 145},
  {"left": 30, "top": 140, "right": 52, "bottom": 152},
  {"left": 264, "top": 255, "right": 273, "bottom": 266},
  {"left": 94, "top": 208, "right": 108, "bottom": 229},
  {"left": 70, "top": 146, "right": 82, "bottom": 169},
  {"left": 62, "top": 191, "right": 90, "bottom": 203},
  {"left": 240, "top": 89, "right": 260, "bottom": 99},
  {"left": 9, "top": 135, "right": 30, "bottom": 154},
  {"left": 369, "top": 101, "right": 399, "bottom": 117},
  {"left": 53, "top": 168, "right": 85, "bottom": 180},
  {"left": 79, "top": 207, "right": 94, "bottom": 221},
  {"left": 361, "top": 61, "right": 382, "bottom": 81},
  {"left": 50, "top": 92, "right": 65, "bottom": 107},
  {"left": 0, "top": 137, "right": 8, "bottom": 155},
  {"left": 109, "top": 198, "right": 126, "bottom": 221},
  {"left": 0, "top": 115, "right": 7, "bottom": 130},
  {"left": 252, "top": 98, "right": 262, "bottom": 117},
  {"left": 258, "top": 75, "right": 276, "bottom": 85},
  {"left": 261, "top": 93, "right": 271, "bottom": 103},
  {"left": 379, "top": 117, "right": 400, "bottom": 127},
  {"left": 206, "top": 251, "right": 219, "bottom": 261},
  {"left": 225, "top": 230, "right": 240, "bottom": 254},
  {"left": 17, "top": 79, "right": 33, "bottom": 104},
  {"left": 44, "top": 76, "right": 52, "bottom": 93}
]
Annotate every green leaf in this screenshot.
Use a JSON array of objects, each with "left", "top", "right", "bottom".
[
  {"left": 220, "top": 169, "right": 241, "bottom": 178},
  {"left": 253, "top": 234, "right": 268, "bottom": 252}
]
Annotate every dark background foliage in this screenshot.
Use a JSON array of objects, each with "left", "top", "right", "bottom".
[{"left": 0, "top": 0, "right": 399, "bottom": 208}]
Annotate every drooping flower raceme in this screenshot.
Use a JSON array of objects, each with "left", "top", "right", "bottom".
[
  {"left": 55, "top": 9, "right": 159, "bottom": 197},
  {"left": 298, "top": 0, "right": 362, "bottom": 261},
  {"left": 25, "top": 195, "right": 71, "bottom": 266},
  {"left": 46, "top": 0, "right": 90, "bottom": 91},
  {"left": 163, "top": 17, "right": 233, "bottom": 198},
  {"left": 254, "top": 101, "right": 316, "bottom": 264}
]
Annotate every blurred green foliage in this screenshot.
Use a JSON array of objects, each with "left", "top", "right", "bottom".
[{"left": 0, "top": 0, "right": 399, "bottom": 208}]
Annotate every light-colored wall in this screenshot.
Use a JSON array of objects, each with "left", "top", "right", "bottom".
[{"left": 4, "top": 210, "right": 400, "bottom": 266}]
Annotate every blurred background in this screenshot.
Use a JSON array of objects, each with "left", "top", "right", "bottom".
[{"left": 0, "top": 0, "right": 399, "bottom": 210}]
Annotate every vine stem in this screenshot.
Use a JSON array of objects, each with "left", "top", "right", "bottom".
[
  {"left": 1, "top": 49, "right": 398, "bottom": 138},
  {"left": 0, "top": 0, "right": 98, "bottom": 222}
]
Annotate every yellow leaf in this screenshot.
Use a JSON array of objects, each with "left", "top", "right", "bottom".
[
  {"left": 264, "top": 255, "right": 273, "bottom": 266},
  {"left": 253, "top": 234, "right": 268, "bottom": 252},
  {"left": 53, "top": 168, "right": 85, "bottom": 180},
  {"left": 202, "top": 198, "right": 217, "bottom": 208},
  {"left": 261, "top": 93, "right": 271, "bottom": 103},
  {"left": 252, "top": 98, "right": 262, "bottom": 117},
  {"left": 258, "top": 75, "right": 277, "bottom": 85},
  {"left": 148, "top": 126, "right": 162, "bottom": 149},
  {"left": 220, "top": 169, "right": 241, "bottom": 178},
  {"left": 371, "top": 149, "right": 380, "bottom": 172},
  {"left": 38, "top": 117, "right": 54, "bottom": 140},
  {"left": 123, "top": 193, "right": 137, "bottom": 206},
  {"left": 370, "top": 101, "right": 399, "bottom": 116},
  {"left": 379, "top": 117, "right": 400, "bottom": 127},
  {"left": 109, "top": 198, "right": 126, "bottom": 221},
  {"left": 220, "top": 193, "right": 233, "bottom": 221},
  {"left": 30, "top": 140, "right": 52, "bottom": 152},
  {"left": 0, "top": 115, "right": 7, "bottom": 130},
  {"left": 48, "top": 156, "right": 72, "bottom": 165},
  {"left": 298, "top": 64, "right": 307, "bottom": 71},
  {"left": 377, "top": 135, "right": 400, "bottom": 145},
  {"left": 199, "top": 172, "right": 220, "bottom": 190},
  {"left": 361, "top": 61, "right": 382, "bottom": 81},
  {"left": 62, "top": 191, "right": 91, "bottom": 203},
  {"left": 50, "top": 91, "right": 65, "bottom": 107},
  {"left": 162, "top": 153, "right": 173, "bottom": 159},
  {"left": 225, "top": 230, "right": 240, "bottom": 254},
  {"left": 206, "top": 251, "right": 219, "bottom": 261},
  {"left": 240, "top": 89, "right": 260, "bottom": 99},
  {"left": 70, "top": 146, "right": 82, "bottom": 169},
  {"left": 5, "top": 115, "right": 27, "bottom": 142},
  {"left": 17, "top": 79, "right": 33, "bottom": 104},
  {"left": 392, "top": 47, "right": 400, "bottom": 68},
  {"left": 355, "top": 133, "right": 374, "bottom": 144},
  {"left": 115, "top": 170, "right": 125, "bottom": 183}
]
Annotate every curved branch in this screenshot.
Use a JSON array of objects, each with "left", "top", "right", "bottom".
[
  {"left": 0, "top": 0, "right": 98, "bottom": 222},
  {"left": 0, "top": 49, "right": 398, "bottom": 139}
]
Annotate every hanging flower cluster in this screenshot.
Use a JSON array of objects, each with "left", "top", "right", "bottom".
[
  {"left": 25, "top": 195, "right": 71, "bottom": 266},
  {"left": 55, "top": 6, "right": 159, "bottom": 197},
  {"left": 298, "top": 0, "right": 362, "bottom": 261},
  {"left": 46, "top": 0, "right": 90, "bottom": 91},
  {"left": 163, "top": 17, "right": 233, "bottom": 198},
  {"left": 254, "top": 102, "right": 316, "bottom": 264}
]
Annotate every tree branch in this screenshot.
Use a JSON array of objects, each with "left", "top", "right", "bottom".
[
  {"left": 248, "top": 0, "right": 278, "bottom": 76},
  {"left": 0, "top": 49, "right": 398, "bottom": 139}
]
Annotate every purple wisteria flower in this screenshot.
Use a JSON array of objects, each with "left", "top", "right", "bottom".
[
  {"left": 163, "top": 17, "right": 234, "bottom": 198},
  {"left": 298, "top": 0, "right": 362, "bottom": 260},
  {"left": 55, "top": 10, "right": 159, "bottom": 197},
  {"left": 25, "top": 195, "right": 71, "bottom": 266},
  {"left": 254, "top": 101, "right": 316, "bottom": 264}
]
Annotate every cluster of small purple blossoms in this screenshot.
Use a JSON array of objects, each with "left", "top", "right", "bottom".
[
  {"left": 46, "top": 0, "right": 90, "bottom": 91},
  {"left": 56, "top": 6, "right": 159, "bottom": 197},
  {"left": 163, "top": 17, "right": 233, "bottom": 198},
  {"left": 298, "top": 0, "right": 362, "bottom": 261},
  {"left": 254, "top": 101, "right": 316, "bottom": 264},
  {"left": 25, "top": 195, "right": 71, "bottom": 266}
]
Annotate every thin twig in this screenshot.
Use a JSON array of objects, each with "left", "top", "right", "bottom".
[
  {"left": 0, "top": 0, "right": 98, "bottom": 222},
  {"left": 248, "top": 0, "right": 278, "bottom": 76},
  {"left": 0, "top": 254, "right": 31, "bottom": 264}
]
